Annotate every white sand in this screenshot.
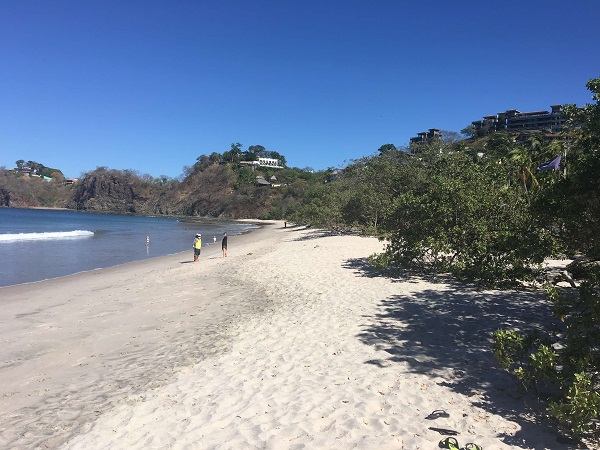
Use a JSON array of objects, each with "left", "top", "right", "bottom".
[{"left": 0, "top": 221, "right": 568, "bottom": 449}]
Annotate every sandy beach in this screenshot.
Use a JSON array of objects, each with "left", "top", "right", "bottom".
[{"left": 0, "top": 221, "right": 573, "bottom": 449}]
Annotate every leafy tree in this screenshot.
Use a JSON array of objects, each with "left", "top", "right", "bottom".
[
  {"left": 223, "top": 142, "right": 243, "bottom": 163},
  {"left": 508, "top": 144, "right": 540, "bottom": 195},
  {"left": 275, "top": 168, "right": 298, "bottom": 183},
  {"left": 340, "top": 150, "right": 407, "bottom": 234},
  {"left": 377, "top": 143, "right": 396, "bottom": 154},
  {"left": 440, "top": 130, "right": 463, "bottom": 145},
  {"left": 377, "top": 148, "right": 552, "bottom": 285},
  {"left": 286, "top": 182, "right": 348, "bottom": 230},
  {"left": 460, "top": 124, "right": 476, "bottom": 138},
  {"left": 483, "top": 132, "right": 516, "bottom": 161},
  {"left": 245, "top": 145, "right": 265, "bottom": 161},
  {"left": 196, "top": 153, "right": 223, "bottom": 171}
]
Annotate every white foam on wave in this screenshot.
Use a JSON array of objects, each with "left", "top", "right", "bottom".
[{"left": 0, "top": 230, "right": 95, "bottom": 242}]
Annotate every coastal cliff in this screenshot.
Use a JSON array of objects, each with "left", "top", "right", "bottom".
[{"left": 71, "top": 169, "right": 143, "bottom": 214}]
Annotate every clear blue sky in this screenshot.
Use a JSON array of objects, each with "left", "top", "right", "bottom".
[{"left": 1, "top": 0, "right": 599, "bottom": 178}]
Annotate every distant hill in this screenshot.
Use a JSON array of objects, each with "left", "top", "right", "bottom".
[{"left": 0, "top": 161, "right": 324, "bottom": 219}]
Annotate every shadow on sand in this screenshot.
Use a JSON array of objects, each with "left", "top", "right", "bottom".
[{"left": 340, "top": 255, "right": 582, "bottom": 449}]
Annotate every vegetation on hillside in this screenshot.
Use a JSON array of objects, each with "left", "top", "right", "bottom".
[
  {"left": 0, "top": 145, "right": 325, "bottom": 219},
  {"left": 0, "top": 166, "right": 72, "bottom": 208}
]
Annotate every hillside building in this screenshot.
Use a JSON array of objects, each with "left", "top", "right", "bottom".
[
  {"left": 410, "top": 128, "right": 442, "bottom": 144},
  {"left": 238, "top": 157, "right": 284, "bottom": 170},
  {"left": 471, "top": 105, "right": 566, "bottom": 136}
]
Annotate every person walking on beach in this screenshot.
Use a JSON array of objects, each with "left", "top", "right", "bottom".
[
  {"left": 222, "top": 232, "right": 228, "bottom": 257},
  {"left": 193, "top": 233, "right": 202, "bottom": 262}
]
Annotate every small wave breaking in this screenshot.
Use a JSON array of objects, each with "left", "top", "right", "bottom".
[{"left": 0, "top": 230, "right": 95, "bottom": 242}]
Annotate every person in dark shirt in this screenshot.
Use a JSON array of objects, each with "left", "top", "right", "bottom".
[{"left": 221, "top": 232, "right": 228, "bottom": 258}]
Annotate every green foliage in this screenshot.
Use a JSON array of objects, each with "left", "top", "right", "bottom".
[
  {"left": 493, "top": 328, "right": 558, "bottom": 388},
  {"left": 494, "top": 76, "right": 600, "bottom": 440},
  {"left": 535, "top": 84, "right": 600, "bottom": 259},
  {"left": 379, "top": 148, "right": 552, "bottom": 285},
  {"left": 548, "top": 372, "right": 600, "bottom": 437},
  {"left": 337, "top": 152, "right": 404, "bottom": 234},
  {"left": 286, "top": 183, "right": 348, "bottom": 230},
  {"left": 493, "top": 329, "right": 530, "bottom": 371},
  {"left": 234, "top": 166, "right": 255, "bottom": 189},
  {"left": 377, "top": 143, "right": 397, "bottom": 154},
  {"left": 494, "top": 281, "right": 600, "bottom": 438}
]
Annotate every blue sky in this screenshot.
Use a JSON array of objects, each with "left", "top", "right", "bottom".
[{"left": 1, "top": 1, "right": 599, "bottom": 178}]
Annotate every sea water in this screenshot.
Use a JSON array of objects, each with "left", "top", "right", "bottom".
[{"left": 0, "top": 208, "right": 258, "bottom": 288}]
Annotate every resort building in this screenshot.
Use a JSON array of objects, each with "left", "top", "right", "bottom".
[
  {"left": 238, "top": 157, "right": 284, "bottom": 170},
  {"left": 409, "top": 104, "right": 571, "bottom": 147},
  {"left": 257, "top": 157, "right": 283, "bottom": 168},
  {"left": 410, "top": 128, "right": 442, "bottom": 144},
  {"left": 471, "top": 105, "right": 566, "bottom": 136}
]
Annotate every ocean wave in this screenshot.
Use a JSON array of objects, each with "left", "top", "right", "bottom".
[{"left": 0, "top": 230, "right": 95, "bottom": 242}]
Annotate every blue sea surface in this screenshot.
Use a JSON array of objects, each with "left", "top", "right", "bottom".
[{"left": 0, "top": 208, "right": 258, "bottom": 287}]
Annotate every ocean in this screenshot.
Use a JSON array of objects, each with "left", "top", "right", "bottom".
[{"left": 0, "top": 208, "right": 259, "bottom": 288}]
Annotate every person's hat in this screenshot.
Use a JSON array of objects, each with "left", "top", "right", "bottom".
[{"left": 196, "top": 233, "right": 200, "bottom": 236}]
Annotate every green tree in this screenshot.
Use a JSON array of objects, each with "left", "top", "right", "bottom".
[
  {"left": 535, "top": 79, "right": 600, "bottom": 259},
  {"left": 483, "top": 132, "right": 516, "bottom": 161},
  {"left": 245, "top": 145, "right": 265, "bottom": 161},
  {"left": 340, "top": 150, "right": 407, "bottom": 234},
  {"left": 377, "top": 147, "right": 552, "bottom": 285},
  {"left": 377, "top": 143, "right": 396, "bottom": 155},
  {"left": 224, "top": 142, "right": 243, "bottom": 163},
  {"left": 460, "top": 124, "right": 476, "bottom": 138},
  {"left": 508, "top": 145, "right": 539, "bottom": 195},
  {"left": 286, "top": 182, "right": 348, "bottom": 230}
]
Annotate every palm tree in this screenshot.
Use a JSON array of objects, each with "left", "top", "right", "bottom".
[{"left": 508, "top": 145, "right": 539, "bottom": 195}]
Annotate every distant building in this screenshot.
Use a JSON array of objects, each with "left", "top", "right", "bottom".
[
  {"left": 257, "top": 157, "right": 283, "bottom": 168},
  {"left": 471, "top": 105, "right": 566, "bottom": 136},
  {"left": 15, "top": 166, "right": 34, "bottom": 175},
  {"left": 326, "top": 167, "right": 346, "bottom": 183},
  {"left": 238, "top": 157, "right": 284, "bottom": 170},
  {"left": 410, "top": 105, "right": 568, "bottom": 145},
  {"left": 269, "top": 175, "right": 281, "bottom": 187},
  {"left": 410, "top": 128, "right": 442, "bottom": 144},
  {"left": 256, "top": 175, "right": 272, "bottom": 187}
]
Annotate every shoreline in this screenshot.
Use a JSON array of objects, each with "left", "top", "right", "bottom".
[
  {"left": 0, "top": 215, "right": 268, "bottom": 289},
  {"left": 1, "top": 222, "right": 569, "bottom": 449}
]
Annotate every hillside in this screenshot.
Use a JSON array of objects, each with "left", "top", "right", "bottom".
[{"left": 0, "top": 161, "right": 323, "bottom": 220}]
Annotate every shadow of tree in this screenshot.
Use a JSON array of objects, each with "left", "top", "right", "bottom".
[
  {"left": 344, "top": 256, "right": 578, "bottom": 449},
  {"left": 288, "top": 229, "right": 368, "bottom": 241}
]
